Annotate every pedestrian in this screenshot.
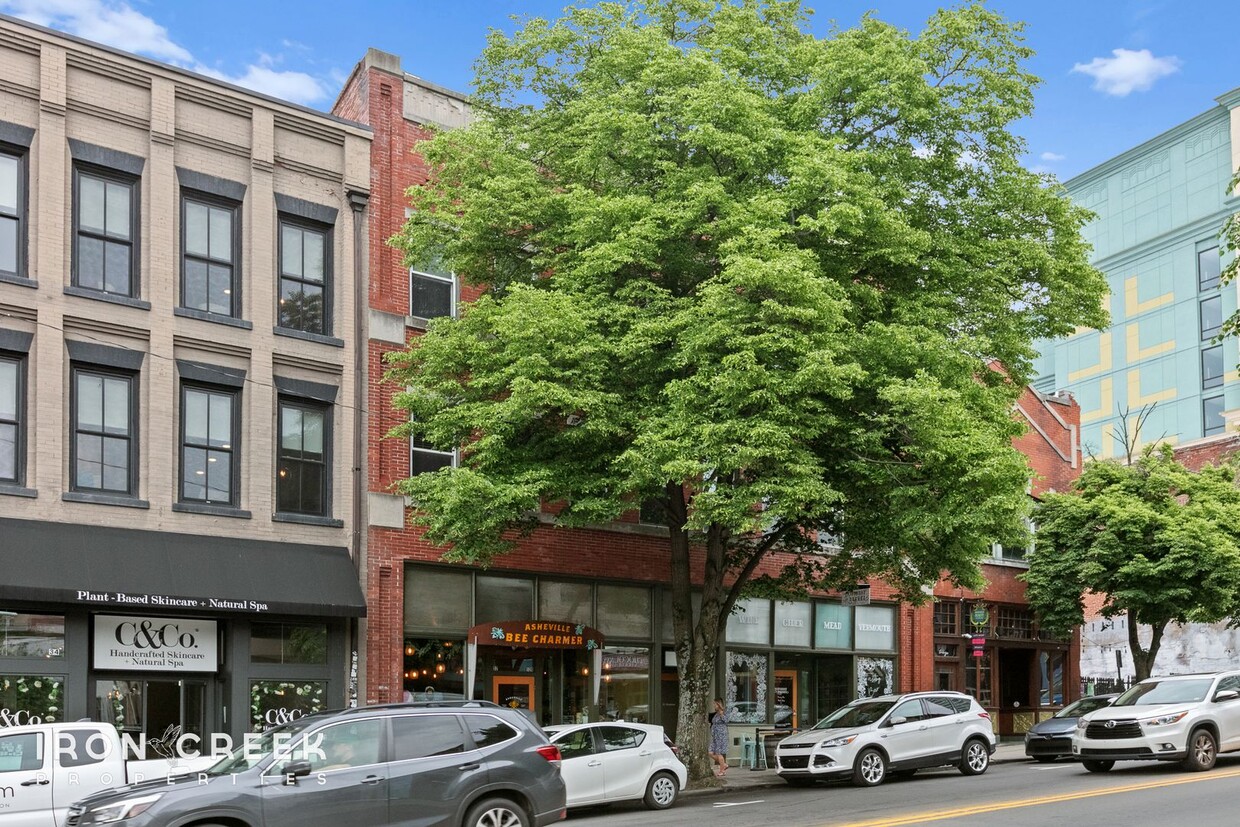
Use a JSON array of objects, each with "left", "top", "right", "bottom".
[{"left": 708, "top": 698, "right": 729, "bottom": 777}]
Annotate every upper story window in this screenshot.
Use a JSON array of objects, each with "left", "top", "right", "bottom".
[
  {"left": 932, "top": 602, "right": 958, "bottom": 636},
  {"left": 1202, "top": 346, "right": 1224, "bottom": 391},
  {"left": 1200, "top": 296, "right": 1222, "bottom": 341},
  {"left": 411, "top": 434, "right": 454, "bottom": 476},
  {"left": 1204, "top": 396, "right": 1225, "bottom": 437},
  {"left": 74, "top": 168, "right": 138, "bottom": 298},
  {"left": 277, "top": 398, "right": 329, "bottom": 516},
  {"left": 278, "top": 219, "right": 330, "bottom": 335},
  {"left": 0, "top": 147, "right": 25, "bottom": 278},
  {"left": 182, "top": 195, "right": 239, "bottom": 317},
  {"left": 0, "top": 353, "right": 23, "bottom": 484},
  {"left": 1198, "top": 246, "right": 1220, "bottom": 292},
  {"left": 180, "top": 385, "right": 239, "bottom": 506},
  {"left": 71, "top": 367, "right": 136, "bottom": 495},
  {"left": 409, "top": 254, "right": 455, "bottom": 323}
]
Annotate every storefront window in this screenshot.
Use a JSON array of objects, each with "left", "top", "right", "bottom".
[
  {"left": 726, "top": 598, "right": 770, "bottom": 645},
  {"left": 774, "top": 602, "right": 812, "bottom": 647},
  {"left": 250, "top": 623, "right": 327, "bottom": 664},
  {"left": 966, "top": 651, "right": 993, "bottom": 707},
  {"left": 538, "top": 580, "right": 593, "bottom": 625},
  {"left": 403, "top": 638, "right": 465, "bottom": 700},
  {"left": 0, "top": 613, "right": 65, "bottom": 659},
  {"left": 475, "top": 576, "right": 533, "bottom": 625},
  {"left": 1039, "top": 650, "right": 1065, "bottom": 706},
  {"left": 855, "top": 606, "right": 896, "bottom": 651},
  {"left": 856, "top": 657, "right": 893, "bottom": 697},
  {"left": 600, "top": 646, "right": 649, "bottom": 723},
  {"left": 0, "top": 675, "right": 64, "bottom": 725},
  {"left": 597, "top": 585, "right": 650, "bottom": 638},
  {"left": 404, "top": 568, "right": 472, "bottom": 631},
  {"left": 815, "top": 655, "right": 851, "bottom": 717},
  {"left": 250, "top": 680, "right": 326, "bottom": 731},
  {"left": 726, "top": 651, "right": 768, "bottom": 723},
  {"left": 815, "top": 603, "right": 851, "bottom": 650}
]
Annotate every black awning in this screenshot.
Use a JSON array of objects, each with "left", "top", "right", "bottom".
[{"left": 0, "top": 517, "right": 366, "bottom": 617}]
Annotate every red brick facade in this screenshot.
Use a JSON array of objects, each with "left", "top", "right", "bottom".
[{"left": 334, "top": 51, "right": 1085, "bottom": 726}]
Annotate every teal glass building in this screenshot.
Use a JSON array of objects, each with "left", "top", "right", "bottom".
[{"left": 1033, "top": 88, "right": 1240, "bottom": 459}]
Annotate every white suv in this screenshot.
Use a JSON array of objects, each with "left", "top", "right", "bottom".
[
  {"left": 1071, "top": 671, "right": 1240, "bottom": 772},
  {"left": 775, "top": 692, "right": 996, "bottom": 787}
]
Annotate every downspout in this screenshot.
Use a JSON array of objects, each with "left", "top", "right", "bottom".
[{"left": 347, "top": 188, "right": 370, "bottom": 707}]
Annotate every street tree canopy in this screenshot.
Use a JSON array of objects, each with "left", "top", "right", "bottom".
[
  {"left": 386, "top": 0, "right": 1107, "bottom": 780},
  {"left": 1023, "top": 446, "right": 1240, "bottom": 681}
]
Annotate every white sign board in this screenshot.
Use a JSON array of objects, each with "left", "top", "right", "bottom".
[
  {"left": 93, "top": 615, "right": 218, "bottom": 672},
  {"left": 841, "top": 588, "right": 871, "bottom": 606}
]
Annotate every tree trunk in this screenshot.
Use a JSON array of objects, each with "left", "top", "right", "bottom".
[{"left": 1127, "top": 610, "right": 1166, "bottom": 682}]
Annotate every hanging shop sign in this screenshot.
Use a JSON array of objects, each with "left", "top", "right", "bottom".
[
  {"left": 970, "top": 635, "right": 986, "bottom": 658},
  {"left": 468, "top": 620, "right": 604, "bottom": 650},
  {"left": 93, "top": 615, "right": 218, "bottom": 672}
]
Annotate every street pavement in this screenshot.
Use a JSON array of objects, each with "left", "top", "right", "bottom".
[{"left": 686, "top": 740, "right": 1029, "bottom": 794}]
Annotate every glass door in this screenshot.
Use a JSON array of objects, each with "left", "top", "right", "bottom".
[
  {"left": 492, "top": 675, "right": 535, "bottom": 716},
  {"left": 94, "top": 677, "right": 208, "bottom": 756}
]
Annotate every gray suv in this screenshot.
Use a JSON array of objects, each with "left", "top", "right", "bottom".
[{"left": 67, "top": 702, "right": 566, "bottom": 827}]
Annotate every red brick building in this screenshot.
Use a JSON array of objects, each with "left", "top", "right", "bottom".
[{"left": 334, "top": 49, "right": 1084, "bottom": 743}]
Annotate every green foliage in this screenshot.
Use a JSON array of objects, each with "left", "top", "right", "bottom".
[
  {"left": 1024, "top": 447, "right": 1240, "bottom": 643},
  {"left": 388, "top": 0, "right": 1106, "bottom": 605},
  {"left": 1222, "top": 166, "right": 1240, "bottom": 352}
]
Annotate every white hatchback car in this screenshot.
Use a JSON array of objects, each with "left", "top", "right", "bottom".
[
  {"left": 545, "top": 721, "right": 687, "bottom": 810},
  {"left": 775, "top": 692, "right": 995, "bottom": 787}
]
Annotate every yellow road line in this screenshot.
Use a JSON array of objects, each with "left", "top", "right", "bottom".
[{"left": 835, "top": 767, "right": 1240, "bottom": 827}]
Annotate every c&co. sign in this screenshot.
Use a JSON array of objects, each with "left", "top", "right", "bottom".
[{"left": 93, "top": 615, "right": 218, "bottom": 672}]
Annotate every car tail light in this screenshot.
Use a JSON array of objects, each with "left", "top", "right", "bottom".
[
  {"left": 978, "top": 712, "right": 991, "bottom": 720},
  {"left": 536, "top": 744, "right": 562, "bottom": 766}
]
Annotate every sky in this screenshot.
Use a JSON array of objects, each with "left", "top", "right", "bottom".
[{"left": 2, "top": 0, "right": 1236, "bottom": 181}]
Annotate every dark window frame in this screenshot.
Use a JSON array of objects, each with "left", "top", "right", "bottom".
[
  {"left": 408, "top": 265, "right": 455, "bottom": 322},
  {"left": 0, "top": 143, "right": 28, "bottom": 280},
  {"left": 276, "top": 396, "right": 331, "bottom": 518},
  {"left": 1200, "top": 295, "right": 1222, "bottom": 341},
  {"left": 1202, "top": 346, "right": 1224, "bottom": 391},
  {"left": 1198, "top": 246, "right": 1221, "bottom": 292},
  {"left": 0, "top": 351, "right": 24, "bottom": 485},
  {"left": 69, "top": 364, "right": 138, "bottom": 496},
  {"left": 276, "top": 215, "right": 332, "bottom": 336},
  {"left": 1203, "top": 395, "right": 1225, "bottom": 437},
  {"left": 72, "top": 164, "right": 140, "bottom": 299},
  {"left": 410, "top": 432, "right": 454, "bottom": 477},
  {"left": 178, "top": 382, "right": 241, "bottom": 507},
  {"left": 180, "top": 190, "right": 241, "bottom": 318}
]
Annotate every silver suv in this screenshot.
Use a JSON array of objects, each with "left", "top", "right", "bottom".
[
  {"left": 775, "top": 691, "right": 995, "bottom": 787},
  {"left": 67, "top": 701, "right": 566, "bottom": 827},
  {"left": 1071, "top": 671, "right": 1240, "bottom": 772}
]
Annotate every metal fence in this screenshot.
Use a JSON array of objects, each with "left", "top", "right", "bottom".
[{"left": 1081, "top": 677, "right": 1135, "bottom": 696}]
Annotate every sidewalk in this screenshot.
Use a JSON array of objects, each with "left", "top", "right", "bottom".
[{"left": 685, "top": 741, "right": 1030, "bottom": 794}]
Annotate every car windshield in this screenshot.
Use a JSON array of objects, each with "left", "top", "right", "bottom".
[
  {"left": 204, "top": 717, "right": 322, "bottom": 775},
  {"left": 813, "top": 701, "right": 893, "bottom": 730},
  {"left": 1113, "top": 678, "right": 1213, "bottom": 707},
  {"left": 1053, "top": 696, "right": 1114, "bottom": 719}
]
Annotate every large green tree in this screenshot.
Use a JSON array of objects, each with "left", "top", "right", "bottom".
[
  {"left": 1024, "top": 447, "right": 1240, "bottom": 681},
  {"left": 387, "top": 0, "right": 1106, "bottom": 782}
]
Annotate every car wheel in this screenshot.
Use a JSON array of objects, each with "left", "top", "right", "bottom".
[
  {"left": 1082, "top": 759, "right": 1114, "bottom": 773},
  {"left": 1033, "top": 756, "right": 1057, "bottom": 764},
  {"left": 1181, "top": 728, "right": 1218, "bottom": 772},
  {"left": 643, "top": 772, "right": 679, "bottom": 810},
  {"left": 852, "top": 747, "right": 887, "bottom": 787},
  {"left": 465, "top": 797, "right": 529, "bottom": 827},
  {"left": 959, "top": 738, "right": 990, "bottom": 776}
]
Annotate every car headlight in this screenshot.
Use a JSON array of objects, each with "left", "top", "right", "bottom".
[
  {"left": 818, "top": 735, "right": 857, "bottom": 748},
  {"left": 1141, "top": 712, "right": 1188, "bottom": 728},
  {"left": 79, "top": 793, "right": 163, "bottom": 825},
  {"left": 1076, "top": 718, "right": 1089, "bottom": 730}
]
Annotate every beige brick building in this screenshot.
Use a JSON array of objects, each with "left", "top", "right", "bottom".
[{"left": 0, "top": 15, "right": 370, "bottom": 741}]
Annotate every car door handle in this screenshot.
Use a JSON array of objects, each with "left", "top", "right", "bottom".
[
  {"left": 587, "top": 760, "right": 602, "bottom": 767},
  {"left": 457, "top": 763, "right": 481, "bottom": 772},
  {"left": 918, "top": 726, "right": 929, "bottom": 731},
  {"left": 21, "top": 779, "right": 49, "bottom": 786},
  {"left": 638, "top": 751, "right": 652, "bottom": 757},
  {"left": 359, "top": 775, "right": 385, "bottom": 785}
]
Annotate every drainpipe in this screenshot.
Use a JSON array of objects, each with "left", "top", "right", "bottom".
[{"left": 347, "top": 188, "right": 370, "bottom": 707}]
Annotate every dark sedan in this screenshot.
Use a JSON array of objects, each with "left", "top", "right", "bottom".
[{"left": 1024, "top": 694, "right": 1119, "bottom": 761}]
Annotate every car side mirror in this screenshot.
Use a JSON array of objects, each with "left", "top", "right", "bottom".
[
  {"left": 281, "top": 759, "right": 313, "bottom": 784},
  {"left": 887, "top": 716, "right": 908, "bottom": 727},
  {"left": 1213, "top": 690, "right": 1240, "bottom": 703}
]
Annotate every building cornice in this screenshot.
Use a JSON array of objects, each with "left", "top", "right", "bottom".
[{"left": 1065, "top": 105, "right": 1229, "bottom": 191}]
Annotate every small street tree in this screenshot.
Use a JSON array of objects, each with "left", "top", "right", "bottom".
[
  {"left": 1024, "top": 446, "right": 1240, "bottom": 681},
  {"left": 386, "top": 0, "right": 1106, "bottom": 783}
]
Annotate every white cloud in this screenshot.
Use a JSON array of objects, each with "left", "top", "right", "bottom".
[
  {"left": 1072, "top": 48, "right": 1181, "bottom": 96},
  {"left": 0, "top": 0, "right": 329, "bottom": 105},
  {"left": 1040, "top": 152, "right": 1066, "bottom": 162}
]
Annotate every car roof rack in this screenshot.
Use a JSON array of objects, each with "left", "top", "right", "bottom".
[{"left": 398, "top": 700, "right": 503, "bottom": 709}]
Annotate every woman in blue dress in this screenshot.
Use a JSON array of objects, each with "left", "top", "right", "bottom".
[{"left": 708, "top": 698, "right": 729, "bottom": 777}]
